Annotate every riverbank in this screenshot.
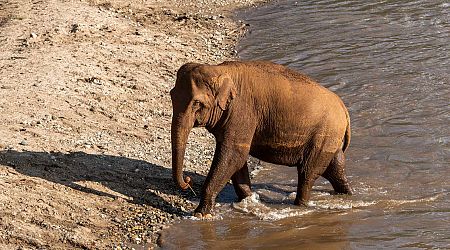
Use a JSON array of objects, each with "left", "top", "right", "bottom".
[{"left": 0, "top": 0, "right": 268, "bottom": 248}]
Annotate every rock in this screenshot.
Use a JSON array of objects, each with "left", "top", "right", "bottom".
[
  {"left": 70, "top": 24, "right": 79, "bottom": 33},
  {"left": 19, "top": 140, "right": 28, "bottom": 146},
  {"left": 30, "top": 32, "right": 38, "bottom": 38}
]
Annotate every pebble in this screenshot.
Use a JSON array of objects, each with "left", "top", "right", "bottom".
[{"left": 19, "top": 140, "right": 28, "bottom": 146}]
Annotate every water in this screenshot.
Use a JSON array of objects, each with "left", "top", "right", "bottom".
[{"left": 160, "top": 1, "right": 450, "bottom": 248}]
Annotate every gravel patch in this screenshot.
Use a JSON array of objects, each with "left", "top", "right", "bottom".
[{"left": 0, "top": 0, "right": 269, "bottom": 248}]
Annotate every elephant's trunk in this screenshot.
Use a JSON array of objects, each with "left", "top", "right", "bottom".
[{"left": 171, "top": 113, "right": 193, "bottom": 191}]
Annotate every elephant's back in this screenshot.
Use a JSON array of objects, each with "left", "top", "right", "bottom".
[
  {"left": 276, "top": 77, "right": 347, "bottom": 122},
  {"left": 224, "top": 60, "right": 349, "bottom": 140},
  {"left": 256, "top": 75, "right": 348, "bottom": 155}
]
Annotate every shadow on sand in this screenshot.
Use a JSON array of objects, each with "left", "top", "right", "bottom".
[
  {"left": 0, "top": 150, "right": 311, "bottom": 215},
  {"left": 0, "top": 149, "right": 210, "bottom": 216}
]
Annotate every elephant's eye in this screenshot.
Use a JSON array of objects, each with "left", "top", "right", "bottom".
[{"left": 192, "top": 100, "right": 202, "bottom": 109}]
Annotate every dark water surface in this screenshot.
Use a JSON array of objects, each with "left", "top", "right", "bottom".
[{"left": 160, "top": 1, "right": 449, "bottom": 249}]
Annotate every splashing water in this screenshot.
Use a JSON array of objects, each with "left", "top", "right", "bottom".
[{"left": 232, "top": 193, "right": 314, "bottom": 220}]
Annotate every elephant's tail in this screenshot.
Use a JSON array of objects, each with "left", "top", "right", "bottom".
[{"left": 342, "top": 107, "right": 351, "bottom": 153}]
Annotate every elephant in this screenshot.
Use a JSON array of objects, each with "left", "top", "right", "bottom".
[{"left": 170, "top": 60, "right": 352, "bottom": 218}]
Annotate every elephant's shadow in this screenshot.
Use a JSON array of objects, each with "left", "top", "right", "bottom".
[
  {"left": 0, "top": 150, "right": 328, "bottom": 214},
  {"left": 0, "top": 149, "right": 226, "bottom": 216}
]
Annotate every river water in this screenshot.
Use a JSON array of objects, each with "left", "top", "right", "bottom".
[{"left": 160, "top": 1, "right": 449, "bottom": 249}]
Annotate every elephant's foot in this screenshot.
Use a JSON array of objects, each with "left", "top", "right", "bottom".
[
  {"left": 194, "top": 203, "right": 214, "bottom": 220},
  {"left": 237, "top": 191, "right": 253, "bottom": 202},
  {"left": 294, "top": 198, "right": 309, "bottom": 207},
  {"left": 194, "top": 212, "right": 213, "bottom": 220},
  {"left": 332, "top": 185, "right": 353, "bottom": 195}
]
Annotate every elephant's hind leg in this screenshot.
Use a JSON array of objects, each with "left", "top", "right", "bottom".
[
  {"left": 294, "top": 153, "right": 332, "bottom": 206},
  {"left": 322, "top": 149, "right": 352, "bottom": 195},
  {"left": 231, "top": 162, "right": 252, "bottom": 201},
  {"left": 295, "top": 149, "right": 334, "bottom": 206},
  {"left": 295, "top": 168, "right": 319, "bottom": 206}
]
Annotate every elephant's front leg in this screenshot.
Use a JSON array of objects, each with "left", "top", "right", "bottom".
[
  {"left": 195, "top": 142, "right": 250, "bottom": 218},
  {"left": 231, "top": 162, "right": 252, "bottom": 201}
]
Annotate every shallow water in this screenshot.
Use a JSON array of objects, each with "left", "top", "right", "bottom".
[{"left": 160, "top": 1, "right": 450, "bottom": 249}]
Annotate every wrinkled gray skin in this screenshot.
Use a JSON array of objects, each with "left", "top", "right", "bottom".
[{"left": 170, "top": 61, "right": 352, "bottom": 218}]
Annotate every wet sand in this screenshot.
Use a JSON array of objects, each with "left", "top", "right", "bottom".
[{"left": 0, "top": 0, "right": 268, "bottom": 248}]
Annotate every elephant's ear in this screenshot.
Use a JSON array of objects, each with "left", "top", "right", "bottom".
[{"left": 215, "top": 75, "right": 236, "bottom": 111}]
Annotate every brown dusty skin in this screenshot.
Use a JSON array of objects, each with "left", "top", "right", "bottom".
[
  {"left": 170, "top": 61, "right": 352, "bottom": 217},
  {"left": 0, "top": 0, "right": 269, "bottom": 248}
]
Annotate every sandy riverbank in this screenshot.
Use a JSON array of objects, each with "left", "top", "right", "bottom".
[{"left": 0, "top": 0, "right": 268, "bottom": 248}]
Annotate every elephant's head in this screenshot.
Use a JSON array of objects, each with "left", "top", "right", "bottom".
[{"left": 170, "top": 63, "right": 236, "bottom": 191}]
